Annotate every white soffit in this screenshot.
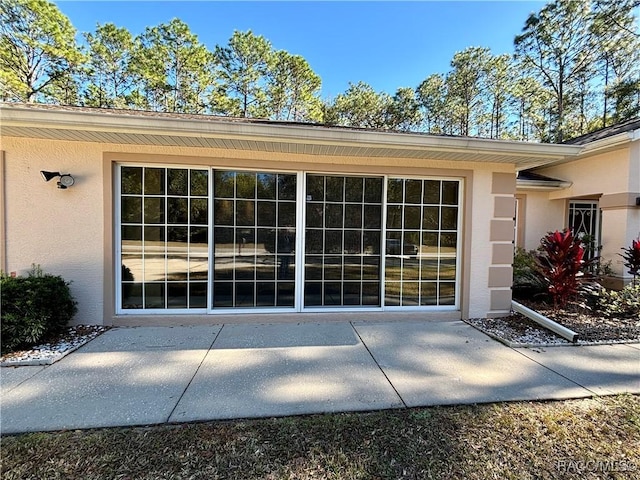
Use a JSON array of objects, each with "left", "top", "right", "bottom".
[{"left": 0, "top": 103, "right": 583, "bottom": 168}]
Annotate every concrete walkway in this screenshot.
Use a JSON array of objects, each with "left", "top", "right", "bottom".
[{"left": 1, "top": 320, "right": 638, "bottom": 435}]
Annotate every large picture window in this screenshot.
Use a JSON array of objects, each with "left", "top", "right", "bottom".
[{"left": 117, "top": 165, "right": 462, "bottom": 313}]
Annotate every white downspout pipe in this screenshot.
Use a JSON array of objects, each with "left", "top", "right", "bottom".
[{"left": 512, "top": 301, "right": 579, "bottom": 343}]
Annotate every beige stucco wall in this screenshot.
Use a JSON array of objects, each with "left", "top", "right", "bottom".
[
  {"left": 518, "top": 190, "right": 567, "bottom": 251},
  {"left": 523, "top": 142, "right": 640, "bottom": 282},
  {"left": 2, "top": 135, "right": 512, "bottom": 324}
]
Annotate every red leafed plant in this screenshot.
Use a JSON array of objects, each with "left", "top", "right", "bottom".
[
  {"left": 620, "top": 238, "right": 640, "bottom": 284},
  {"left": 536, "top": 228, "right": 587, "bottom": 309}
]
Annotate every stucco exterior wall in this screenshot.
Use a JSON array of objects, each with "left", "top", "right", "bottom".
[
  {"left": 537, "top": 148, "right": 631, "bottom": 200},
  {"left": 2, "top": 135, "right": 512, "bottom": 325},
  {"left": 1, "top": 137, "right": 105, "bottom": 325},
  {"left": 518, "top": 190, "right": 567, "bottom": 251}
]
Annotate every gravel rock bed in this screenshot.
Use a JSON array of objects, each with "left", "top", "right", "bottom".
[
  {"left": 468, "top": 303, "right": 639, "bottom": 347},
  {"left": 1, "top": 325, "right": 109, "bottom": 366}
]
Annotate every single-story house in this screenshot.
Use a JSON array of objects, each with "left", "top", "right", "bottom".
[
  {"left": 515, "top": 118, "right": 640, "bottom": 289},
  {"left": 0, "top": 103, "right": 636, "bottom": 326}
]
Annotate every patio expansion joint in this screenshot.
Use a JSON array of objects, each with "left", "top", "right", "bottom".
[
  {"left": 510, "top": 346, "right": 602, "bottom": 397},
  {"left": 165, "top": 325, "right": 225, "bottom": 423},
  {"left": 350, "top": 322, "right": 408, "bottom": 408}
]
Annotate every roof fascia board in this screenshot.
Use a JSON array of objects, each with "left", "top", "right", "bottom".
[{"left": 0, "top": 104, "right": 582, "bottom": 161}]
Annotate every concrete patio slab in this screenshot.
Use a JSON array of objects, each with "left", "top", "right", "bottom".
[
  {"left": 0, "top": 326, "right": 222, "bottom": 435},
  {"left": 353, "top": 320, "right": 590, "bottom": 407},
  {"left": 169, "top": 323, "right": 403, "bottom": 423},
  {"left": 516, "top": 344, "right": 640, "bottom": 395},
  {"left": 0, "top": 366, "right": 45, "bottom": 395},
  {"left": 624, "top": 343, "right": 640, "bottom": 351}
]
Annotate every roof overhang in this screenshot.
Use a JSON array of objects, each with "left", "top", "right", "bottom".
[{"left": 0, "top": 103, "right": 584, "bottom": 169}]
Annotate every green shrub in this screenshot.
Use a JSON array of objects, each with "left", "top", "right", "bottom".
[
  {"left": 512, "top": 247, "right": 547, "bottom": 300},
  {"left": 596, "top": 283, "right": 640, "bottom": 319},
  {"left": 1, "top": 266, "right": 77, "bottom": 353}
]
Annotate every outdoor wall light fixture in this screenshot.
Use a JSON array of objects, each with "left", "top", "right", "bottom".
[{"left": 40, "top": 170, "right": 75, "bottom": 189}]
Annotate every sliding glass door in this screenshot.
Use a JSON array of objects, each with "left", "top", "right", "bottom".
[{"left": 117, "top": 165, "right": 461, "bottom": 314}]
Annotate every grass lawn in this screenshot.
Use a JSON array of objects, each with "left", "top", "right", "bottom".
[{"left": 2, "top": 394, "right": 638, "bottom": 479}]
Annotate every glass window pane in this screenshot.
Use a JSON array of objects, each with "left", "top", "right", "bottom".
[
  {"left": 404, "top": 206, "right": 421, "bottom": 229},
  {"left": 168, "top": 226, "right": 188, "bottom": 244},
  {"left": 214, "top": 199, "right": 233, "bottom": 225},
  {"left": 122, "top": 282, "right": 142, "bottom": 309},
  {"left": 256, "top": 255, "right": 276, "bottom": 280},
  {"left": 423, "top": 180, "right": 440, "bottom": 204},
  {"left": 189, "top": 282, "right": 207, "bottom": 308},
  {"left": 236, "top": 200, "right": 254, "bottom": 226},
  {"left": 190, "top": 170, "right": 208, "bottom": 196},
  {"left": 421, "top": 282, "right": 438, "bottom": 305},
  {"left": 144, "top": 226, "right": 164, "bottom": 245},
  {"left": 423, "top": 206, "right": 439, "bottom": 230},
  {"left": 324, "top": 282, "right": 342, "bottom": 305},
  {"left": 364, "top": 205, "right": 381, "bottom": 229},
  {"left": 305, "top": 230, "right": 323, "bottom": 254},
  {"left": 405, "top": 180, "right": 422, "bottom": 204},
  {"left": 387, "top": 178, "right": 403, "bottom": 203},
  {"left": 306, "top": 202, "right": 324, "bottom": 228},
  {"left": 345, "top": 177, "right": 363, "bottom": 202},
  {"left": 385, "top": 282, "right": 400, "bottom": 306},
  {"left": 421, "top": 259, "right": 438, "bottom": 280},
  {"left": 439, "top": 259, "right": 457, "bottom": 280},
  {"left": 235, "top": 257, "right": 255, "bottom": 280},
  {"left": 364, "top": 231, "right": 380, "bottom": 255},
  {"left": 402, "top": 282, "right": 419, "bottom": 306},
  {"left": 324, "top": 256, "right": 342, "bottom": 280},
  {"left": 343, "top": 282, "right": 361, "bottom": 305},
  {"left": 168, "top": 169, "right": 188, "bottom": 196},
  {"left": 385, "top": 257, "right": 401, "bottom": 279},
  {"left": 144, "top": 283, "right": 165, "bottom": 308},
  {"left": 121, "top": 255, "right": 142, "bottom": 283},
  {"left": 256, "top": 282, "right": 275, "bottom": 306},
  {"left": 236, "top": 282, "right": 254, "bottom": 306},
  {"left": 344, "top": 230, "right": 361, "bottom": 254},
  {"left": 326, "top": 176, "right": 344, "bottom": 202},
  {"left": 440, "top": 233, "right": 457, "bottom": 255},
  {"left": 305, "top": 255, "right": 323, "bottom": 280},
  {"left": 422, "top": 232, "right": 439, "bottom": 255},
  {"left": 167, "top": 283, "right": 188, "bottom": 308},
  {"left": 402, "top": 258, "right": 419, "bottom": 280},
  {"left": 121, "top": 167, "right": 142, "bottom": 194},
  {"left": 144, "top": 198, "right": 164, "bottom": 224},
  {"left": 257, "top": 201, "right": 276, "bottom": 227},
  {"left": 325, "top": 204, "right": 343, "bottom": 228},
  {"left": 362, "top": 256, "right": 380, "bottom": 279},
  {"left": 144, "top": 168, "right": 165, "bottom": 195},
  {"left": 442, "top": 181, "right": 459, "bottom": 205},
  {"left": 214, "top": 171, "right": 234, "bottom": 198},
  {"left": 344, "top": 256, "right": 362, "bottom": 280},
  {"left": 364, "top": 177, "right": 382, "bottom": 203},
  {"left": 306, "top": 175, "right": 324, "bottom": 201},
  {"left": 386, "top": 205, "right": 402, "bottom": 229},
  {"left": 277, "top": 282, "right": 295, "bottom": 307},
  {"left": 362, "top": 282, "right": 380, "bottom": 306},
  {"left": 122, "top": 225, "right": 142, "bottom": 244},
  {"left": 190, "top": 198, "right": 208, "bottom": 225},
  {"left": 441, "top": 207, "right": 458, "bottom": 230},
  {"left": 278, "top": 174, "right": 296, "bottom": 200},
  {"left": 167, "top": 198, "right": 188, "bottom": 224},
  {"left": 121, "top": 197, "right": 142, "bottom": 223},
  {"left": 167, "top": 252, "right": 188, "bottom": 281},
  {"left": 278, "top": 202, "right": 296, "bottom": 227},
  {"left": 439, "top": 283, "right": 455, "bottom": 305},
  {"left": 257, "top": 173, "right": 276, "bottom": 199},
  {"left": 213, "top": 282, "right": 233, "bottom": 307},
  {"left": 304, "top": 282, "right": 322, "bottom": 306},
  {"left": 325, "top": 230, "right": 342, "bottom": 254},
  {"left": 236, "top": 172, "right": 256, "bottom": 199},
  {"left": 257, "top": 228, "right": 276, "bottom": 254},
  {"left": 345, "top": 204, "right": 362, "bottom": 228}
]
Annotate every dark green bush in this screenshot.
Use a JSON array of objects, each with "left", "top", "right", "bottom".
[
  {"left": 1, "top": 266, "right": 77, "bottom": 353},
  {"left": 512, "top": 247, "right": 547, "bottom": 300}
]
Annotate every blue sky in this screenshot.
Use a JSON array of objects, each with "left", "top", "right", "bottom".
[{"left": 54, "top": 1, "right": 546, "bottom": 99}]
